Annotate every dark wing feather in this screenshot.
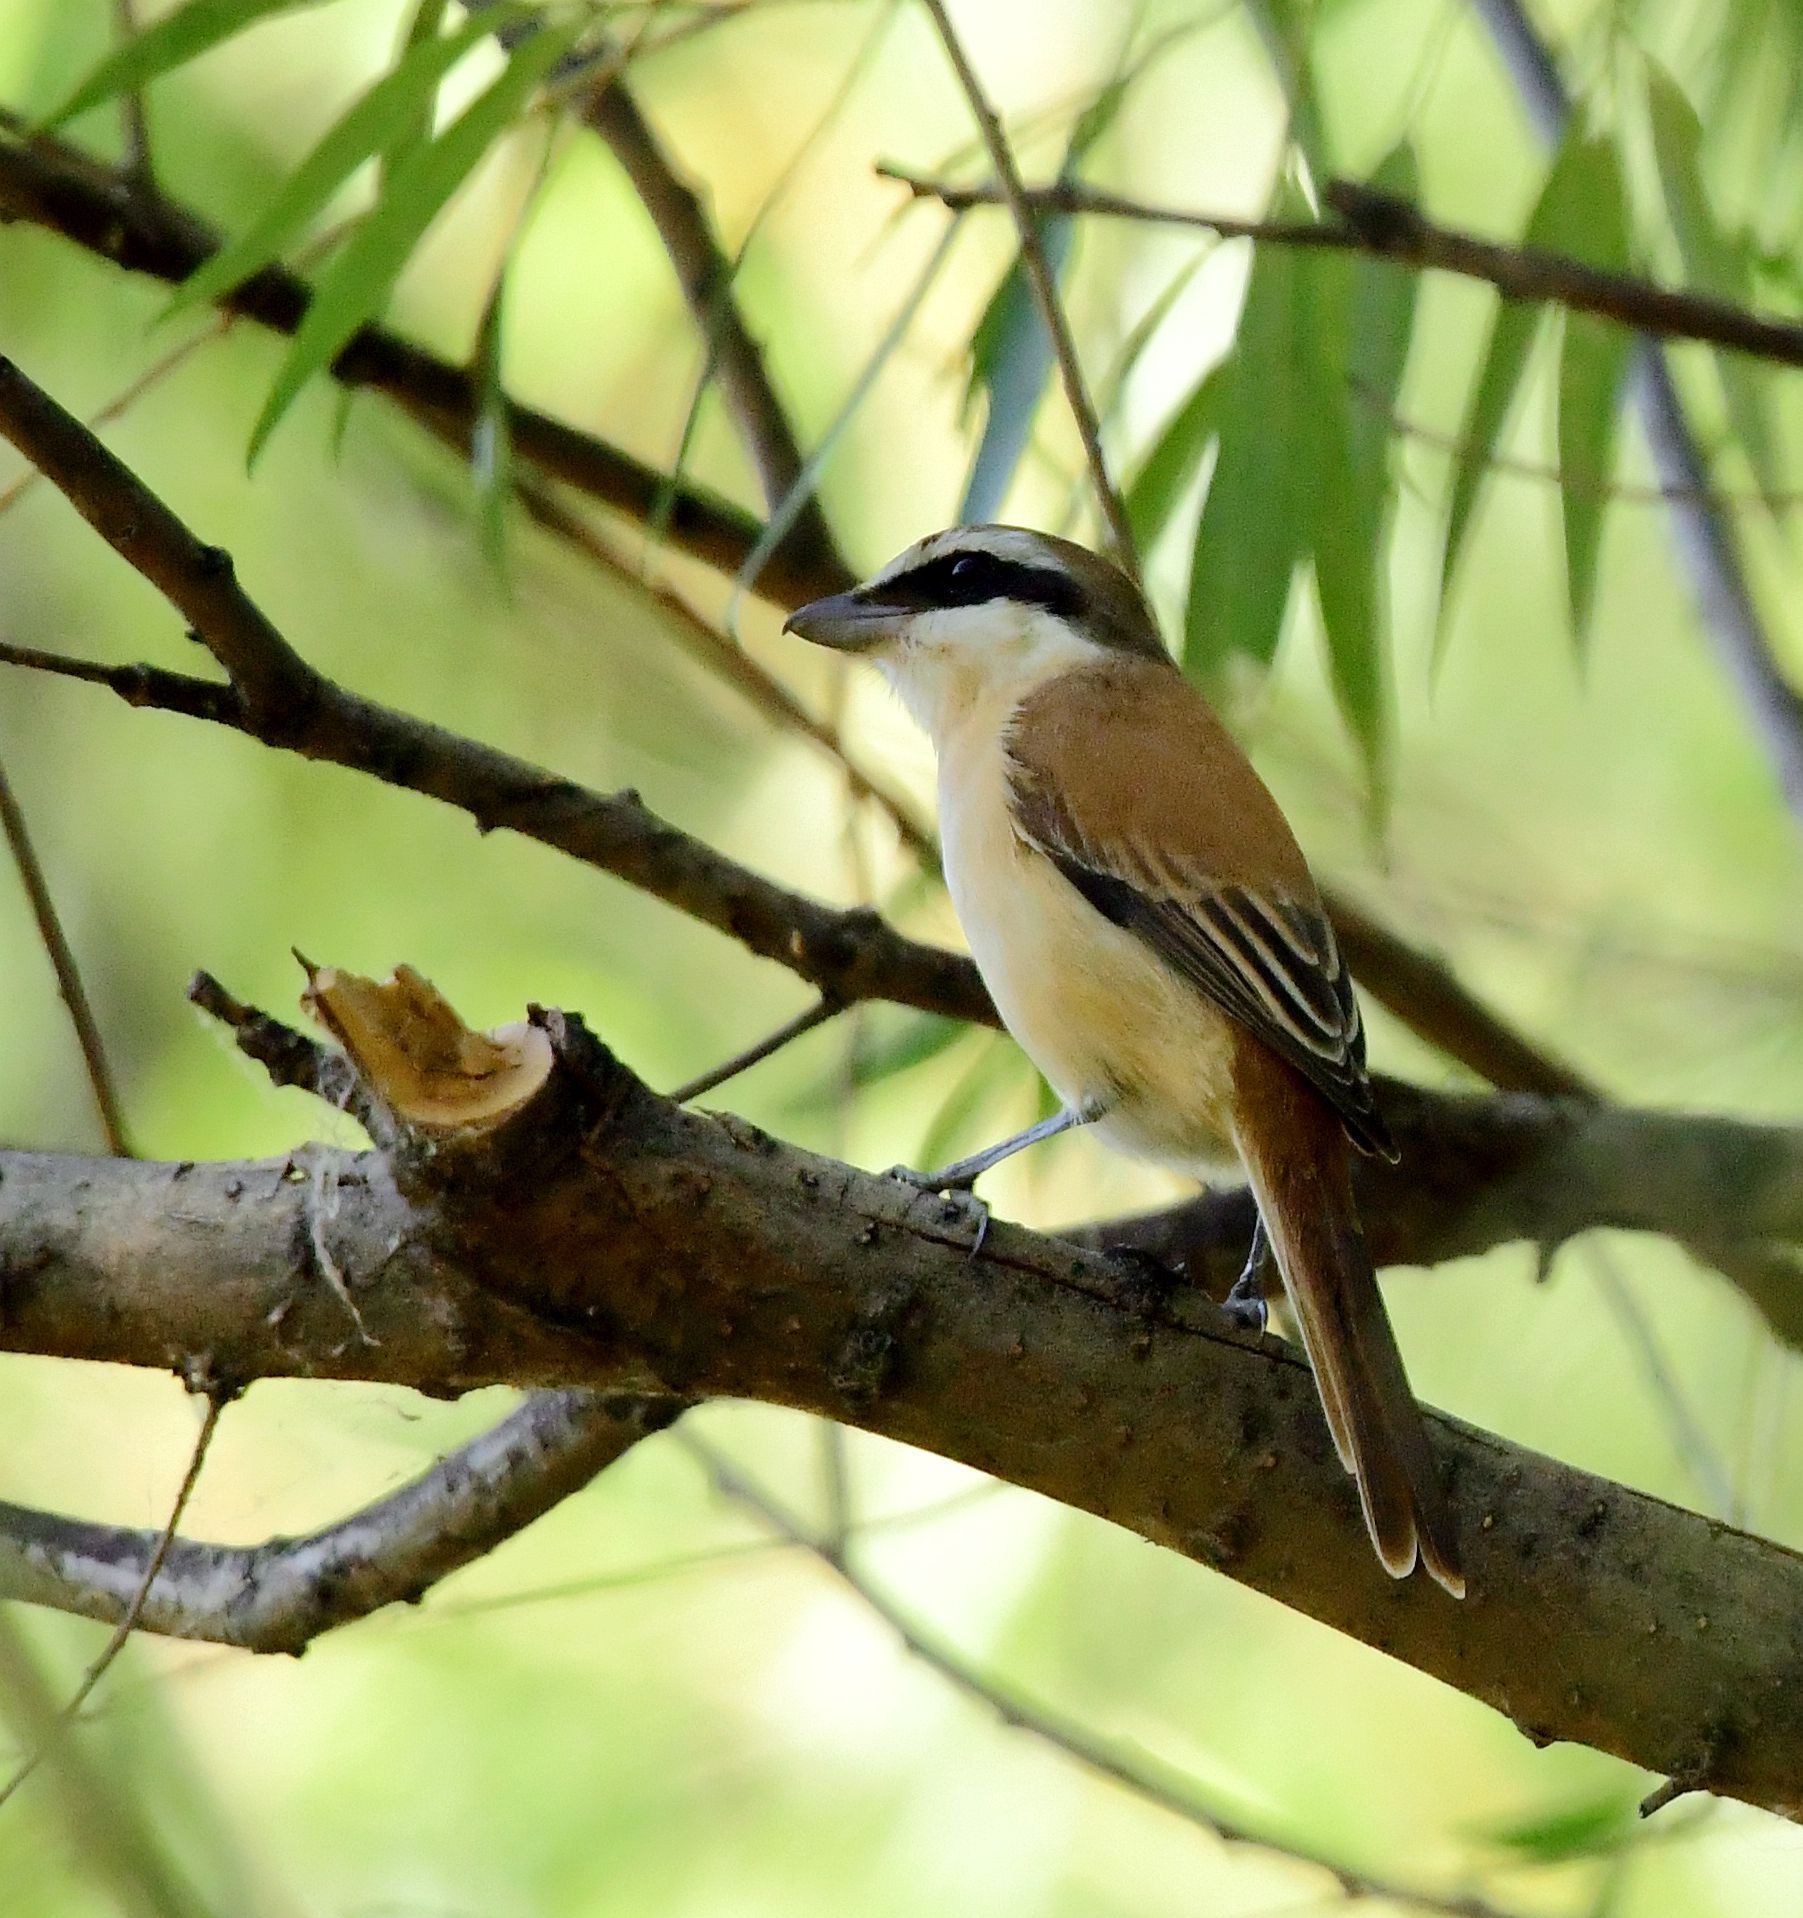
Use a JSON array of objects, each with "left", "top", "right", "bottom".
[{"left": 1011, "top": 782, "right": 1396, "bottom": 1161}]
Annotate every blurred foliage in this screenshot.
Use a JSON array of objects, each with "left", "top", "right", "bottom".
[{"left": 4, "top": 0, "right": 1803, "bottom": 1913}]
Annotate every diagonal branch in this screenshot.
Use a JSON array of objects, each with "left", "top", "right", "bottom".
[
  {"left": 0, "top": 1391, "right": 680, "bottom": 1654},
  {"left": 0, "top": 124, "right": 844, "bottom": 607},
  {"left": 582, "top": 77, "right": 835, "bottom": 558},
  {"left": 916, "top": 1, "right": 1139, "bottom": 575},
  {"left": 0, "top": 756, "right": 133, "bottom": 1154},
  {"left": 0, "top": 210, "right": 1649, "bottom": 1181}
]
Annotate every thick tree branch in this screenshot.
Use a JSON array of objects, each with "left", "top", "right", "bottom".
[{"left": 2, "top": 999, "right": 1802, "bottom": 1815}]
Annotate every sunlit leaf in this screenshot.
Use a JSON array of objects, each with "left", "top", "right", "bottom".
[
  {"left": 248, "top": 18, "right": 580, "bottom": 463},
  {"left": 166, "top": 9, "right": 513, "bottom": 319},
  {"left": 1314, "top": 139, "right": 1418, "bottom": 812},
  {"left": 1645, "top": 58, "right": 1784, "bottom": 505},
  {"left": 1555, "top": 144, "right": 1630, "bottom": 647},
  {"left": 1439, "top": 131, "right": 1622, "bottom": 652},
  {"left": 44, "top": 0, "right": 327, "bottom": 128},
  {"left": 1124, "top": 366, "right": 1221, "bottom": 552},
  {"left": 1185, "top": 186, "right": 1322, "bottom": 681},
  {"left": 382, "top": 0, "right": 454, "bottom": 189}
]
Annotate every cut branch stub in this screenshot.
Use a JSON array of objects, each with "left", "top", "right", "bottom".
[{"left": 299, "top": 962, "right": 555, "bottom": 1135}]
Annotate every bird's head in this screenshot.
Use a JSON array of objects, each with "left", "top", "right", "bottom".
[{"left": 783, "top": 524, "right": 1169, "bottom": 736}]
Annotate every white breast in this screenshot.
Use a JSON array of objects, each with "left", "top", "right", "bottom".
[{"left": 931, "top": 691, "right": 1242, "bottom": 1179}]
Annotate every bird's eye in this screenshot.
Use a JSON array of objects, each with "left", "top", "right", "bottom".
[{"left": 951, "top": 556, "right": 981, "bottom": 580}]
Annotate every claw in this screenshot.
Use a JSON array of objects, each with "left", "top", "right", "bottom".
[
  {"left": 1222, "top": 1215, "right": 1270, "bottom": 1334},
  {"left": 887, "top": 1165, "right": 989, "bottom": 1256}
]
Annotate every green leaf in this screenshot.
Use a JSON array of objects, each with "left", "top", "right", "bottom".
[
  {"left": 44, "top": 0, "right": 327, "bottom": 129},
  {"left": 1547, "top": 137, "right": 1630, "bottom": 648},
  {"left": 1314, "top": 140, "right": 1418, "bottom": 811},
  {"left": 1124, "top": 365, "right": 1221, "bottom": 552},
  {"left": 958, "top": 217, "right": 1074, "bottom": 523},
  {"left": 1645, "top": 58, "right": 1784, "bottom": 505},
  {"left": 248, "top": 18, "right": 580, "bottom": 463},
  {"left": 1185, "top": 186, "right": 1322, "bottom": 682},
  {"left": 381, "top": 0, "right": 453, "bottom": 191},
  {"left": 1439, "top": 132, "right": 1623, "bottom": 652},
  {"left": 1476, "top": 1794, "right": 1638, "bottom": 1864},
  {"left": 165, "top": 10, "right": 512, "bottom": 320},
  {"left": 848, "top": 1012, "right": 968, "bottom": 1090}
]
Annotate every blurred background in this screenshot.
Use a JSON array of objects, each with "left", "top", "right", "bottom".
[{"left": 3, "top": 0, "right": 1803, "bottom": 1911}]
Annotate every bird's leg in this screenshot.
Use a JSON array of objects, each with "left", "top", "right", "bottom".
[
  {"left": 898, "top": 1103, "right": 1090, "bottom": 1192},
  {"left": 1222, "top": 1210, "right": 1270, "bottom": 1333},
  {"left": 888, "top": 1103, "right": 1096, "bottom": 1256}
]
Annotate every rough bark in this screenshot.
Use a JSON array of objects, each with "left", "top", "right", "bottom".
[{"left": 3, "top": 1010, "right": 1802, "bottom": 1818}]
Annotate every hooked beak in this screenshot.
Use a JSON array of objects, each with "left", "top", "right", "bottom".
[{"left": 782, "top": 591, "right": 905, "bottom": 653}]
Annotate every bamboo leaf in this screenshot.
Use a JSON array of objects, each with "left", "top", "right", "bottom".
[
  {"left": 1124, "top": 365, "right": 1221, "bottom": 553},
  {"left": 959, "top": 217, "right": 1074, "bottom": 524},
  {"left": 45, "top": 0, "right": 326, "bottom": 129},
  {"left": 248, "top": 19, "right": 579, "bottom": 464},
  {"left": 1185, "top": 187, "right": 1320, "bottom": 682},
  {"left": 1439, "top": 131, "right": 1620, "bottom": 650},
  {"left": 1555, "top": 146, "right": 1630, "bottom": 647},
  {"left": 166, "top": 9, "right": 512, "bottom": 319},
  {"left": 1313, "top": 139, "right": 1418, "bottom": 812},
  {"left": 1645, "top": 58, "right": 1784, "bottom": 504}
]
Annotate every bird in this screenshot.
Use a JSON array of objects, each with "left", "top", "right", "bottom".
[{"left": 783, "top": 523, "right": 1462, "bottom": 1597}]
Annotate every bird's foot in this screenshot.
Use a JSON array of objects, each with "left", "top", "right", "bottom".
[
  {"left": 1221, "top": 1228, "right": 1269, "bottom": 1335},
  {"left": 885, "top": 1165, "right": 990, "bottom": 1258}
]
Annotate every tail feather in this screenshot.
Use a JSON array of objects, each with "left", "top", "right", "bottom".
[{"left": 1232, "top": 1043, "right": 1464, "bottom": 1599}]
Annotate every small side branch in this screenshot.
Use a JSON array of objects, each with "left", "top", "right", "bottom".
[
  {"left": 0, "top": 757, "right": 132, "bottom": 1154},
  {"left": 0, "top": 1391, "right": 680, "bottom": 1654},
  {"left": 885, "top": 166, "right": 1803, "bottom": 372}
]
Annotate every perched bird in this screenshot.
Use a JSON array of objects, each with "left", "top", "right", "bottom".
[{"left": 785, "top": 524, "right": 1462, "bottom": 1597}]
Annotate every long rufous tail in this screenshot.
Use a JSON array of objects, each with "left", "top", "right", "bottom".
[{"left": 1231, "top": 1041, "right": 1464, "bottom": 1598}]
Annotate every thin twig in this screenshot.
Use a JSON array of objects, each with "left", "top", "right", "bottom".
[
  {"left": 1357, "top": 379, "right": 1803, "bottom": 509},
  {"left": 682, "top": 1432, "right": 1519, "bottom": 1918},
  {"left": 0, "top": 1395, "right": 222, "bottom": 1814},
  {"left": 584, "top": 76, "right": 832, "bottom": 558},
  {"left": 915, "top": 1, "right": 1140, "bottom": 577},
  {"left": 885, "top": 165, "right": 1803, "bottom": 372},
  {"left": 1586, "top": 1242, "right": 1736, "bottom": 1518},
  {"left": 668, "top": 995, "right": 843, "bottom": 1103},
  {"left": 0, "top": 756, "right": 131, "bottom": 1154},
  {"left": 516, "top": 481, "right": 937, "bottom": 861}
]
